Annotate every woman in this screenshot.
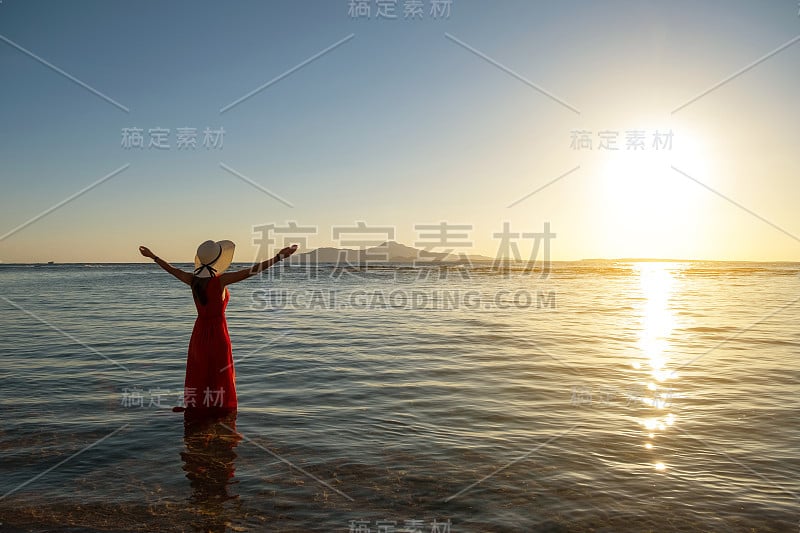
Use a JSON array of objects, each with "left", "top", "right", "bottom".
[{"left": 138, "top": 240, "right": 297, "bottom": 415}]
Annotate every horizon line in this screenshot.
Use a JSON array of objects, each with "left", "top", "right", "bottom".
[{"left": 3, "top": 258, "right": 800, "bottom": 265}]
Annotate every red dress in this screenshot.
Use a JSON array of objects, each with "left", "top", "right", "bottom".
[{"left": 183, "top": 276, "right": 238, "bottom": 413}]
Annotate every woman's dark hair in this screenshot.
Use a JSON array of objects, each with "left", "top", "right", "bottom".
[{"left": 191, "top": 276, "right": 209, "bottom": 306}]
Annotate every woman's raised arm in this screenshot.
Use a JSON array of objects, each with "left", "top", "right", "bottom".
[
  {"left": 219, "top": 244, "right": 298, "bottom": 287},
  {"left": 139, "top": 245, "right": 193, "bottom": 285}
]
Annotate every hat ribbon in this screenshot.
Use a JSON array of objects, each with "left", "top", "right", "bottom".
[{"left": 193, "top": 244, "right": 223, "bottom": 277}]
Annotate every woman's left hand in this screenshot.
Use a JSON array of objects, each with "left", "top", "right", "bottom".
[{"left": 139, "top": 246, "right": 155, "bottom": 259}]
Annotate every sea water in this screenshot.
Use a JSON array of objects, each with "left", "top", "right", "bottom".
[{"left": 1, "top": 262, "right": 798, "bottom": 532}]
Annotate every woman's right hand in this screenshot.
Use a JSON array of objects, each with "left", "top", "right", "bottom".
[
  {"left": 277, "top": 244, "right": 298, "bottom": 259},
  {"left": 139, "top": 245, "right": 155, "bottom": 259}
]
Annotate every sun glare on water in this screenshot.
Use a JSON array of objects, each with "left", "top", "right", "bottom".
[
  {"left": 636, "top": 263, "right": 675, "bottom": 380},
  {"left": 632, "top": 262, "right": 683, "bottom": 474}
]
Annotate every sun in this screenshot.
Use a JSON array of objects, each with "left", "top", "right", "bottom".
[{"left": 589, "top": 126, "right": 713, "bottom": 258}]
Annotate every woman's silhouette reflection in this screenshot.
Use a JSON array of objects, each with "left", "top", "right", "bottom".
[{"left": 181, "top": 409, "right": 242, "bottom": 531}]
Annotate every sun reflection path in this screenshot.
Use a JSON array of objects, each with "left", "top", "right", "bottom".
[{"left": 630, "top": 263, "right": 683, "bottom": 473}]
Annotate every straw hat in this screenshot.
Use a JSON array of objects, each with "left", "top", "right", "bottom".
[{"left": 193, "top": 240, "right": 235, "bottom": 278}]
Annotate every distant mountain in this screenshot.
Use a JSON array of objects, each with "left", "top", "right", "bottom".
[
  {"left": 580, "top": 258, "right": 695, "bottom": 263},
  {"left": 287, "top": 241, "right": 495, "bottom": 264}
]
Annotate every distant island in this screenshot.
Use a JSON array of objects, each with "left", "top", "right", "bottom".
[
  {"left": 284, "top": 241, "right": 497, "bottom": 265},
  {"left": 580, "top": 258, "right": 695, "bottom": 263}
]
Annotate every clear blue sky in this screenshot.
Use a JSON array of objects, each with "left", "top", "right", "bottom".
[{"left": 1, "top": 0, "right": 798, "bottom": 262}]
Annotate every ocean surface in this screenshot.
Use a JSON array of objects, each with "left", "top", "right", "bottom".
[{"left": 0, "top": 261, "right": 798, "bottom": 532}]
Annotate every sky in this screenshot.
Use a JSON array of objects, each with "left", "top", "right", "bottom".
[{"left": 0, "top": 0, "right": 798, "bottom": 263}]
